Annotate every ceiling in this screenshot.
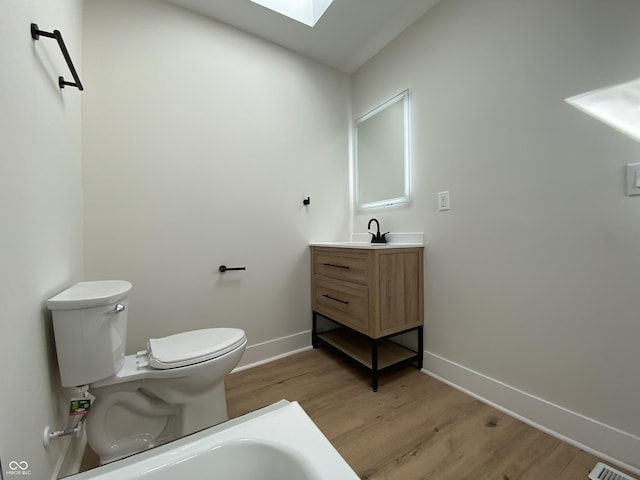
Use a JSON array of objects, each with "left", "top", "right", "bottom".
[{"left": 165, "top": 0, "right": 441, "bottom": 73}]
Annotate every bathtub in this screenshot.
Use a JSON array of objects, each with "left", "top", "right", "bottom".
[{"left": 70, "top": 400, "right": 360, "bottom": 480}]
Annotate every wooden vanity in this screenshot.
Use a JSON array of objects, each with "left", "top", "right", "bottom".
[{"left": 310, "top": 243, "right": 424, "bottom": 391}]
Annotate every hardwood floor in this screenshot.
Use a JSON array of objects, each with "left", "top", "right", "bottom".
[{"left": 225, "top": 348, "right": 622, "bottom": 480}]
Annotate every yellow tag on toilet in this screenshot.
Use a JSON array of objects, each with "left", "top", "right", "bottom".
[{"left": 69, "top": 398, "right": 91, "bottom": 416}]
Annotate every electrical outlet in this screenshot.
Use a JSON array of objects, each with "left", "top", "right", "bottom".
[{"left": 438, "top": 191, "right": 450, "bottom": 211}]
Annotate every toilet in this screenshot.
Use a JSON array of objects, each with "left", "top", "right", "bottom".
[{"left": 47, "top": 280, "right": 247, "bottom": 464}]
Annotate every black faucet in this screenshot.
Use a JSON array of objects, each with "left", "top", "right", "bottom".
[{"left": 367, "top": 218, "right": 389, "bottom": 244}]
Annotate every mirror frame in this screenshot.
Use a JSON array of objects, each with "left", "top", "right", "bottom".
[{"left": 354, "top": 90, "right": 410, "bottom": 210}]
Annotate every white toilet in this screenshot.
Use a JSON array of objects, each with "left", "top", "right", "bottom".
[{"left": 47, "top": 280, "right": 247, "bottom": 464}]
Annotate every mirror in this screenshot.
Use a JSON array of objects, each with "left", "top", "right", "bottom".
[{"left": 354, "top": 90, "right": 410, "bottom": 209}]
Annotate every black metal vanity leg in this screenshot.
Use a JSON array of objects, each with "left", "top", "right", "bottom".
[
  {"left": 417, "top": 326, "right": 424, "bottom": 369},
  {"left": 372, "top": 339, "right": 379, "bottom": 392},
  {"left": 312, "top": 311, "right": 318, "bottom": 348}
]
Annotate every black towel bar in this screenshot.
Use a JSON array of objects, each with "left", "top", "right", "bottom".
[
  {"left": 31, "top": 23, "right": 84, "bottom": 91},
  {"left": 219, "top": 265, "right": 246, "bottom": 273}
]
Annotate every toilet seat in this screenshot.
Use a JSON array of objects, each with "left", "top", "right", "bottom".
[
  {"left": 145, "top": 328, "right": 246, "bottom": 369},
  {"left": 90, "top": 328, "right": 247, "bottom": 388}
]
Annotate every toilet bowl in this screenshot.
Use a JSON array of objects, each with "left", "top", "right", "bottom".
[
  {"left": 47, "top": 281, "right": 247, "bottom": 464},
  {"left": 86, "top": 328, "right": 246, "bottom": 464}
]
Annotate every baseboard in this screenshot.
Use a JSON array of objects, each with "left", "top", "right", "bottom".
[
  {"left": 234, "top": 330, "right": 313, "bottom": 372},
  {"left": 422, "top": 350, "right": 640, "bottom": 475}
]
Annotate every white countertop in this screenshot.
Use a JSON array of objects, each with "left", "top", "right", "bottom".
[
  {"left": 309, "top": 242, "right": 423, "bottom": 249},
  {"left": 310, "top": 232, "right": 424, "bottom": 249}
]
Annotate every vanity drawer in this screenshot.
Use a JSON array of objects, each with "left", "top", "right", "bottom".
[
  {"left": 312, "top": 276, "right": 369, "bottom": 334},
  {"left": 313, "top": 248, "right": 369, "bottom": 285}
]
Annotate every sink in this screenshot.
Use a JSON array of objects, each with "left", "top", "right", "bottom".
[
  {"left": 309, "top": 241, "right": 422, "bottom": 249},
  {"left": 310, "top": 232, "right": 424, "bottom": 249}
]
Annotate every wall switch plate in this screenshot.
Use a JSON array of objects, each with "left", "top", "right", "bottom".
[
  {"left": 438, "top": 191, "right": 450, "bottom": 211},
  {"left": 626, "top": 163, "right": 640, "bottom": 196}
]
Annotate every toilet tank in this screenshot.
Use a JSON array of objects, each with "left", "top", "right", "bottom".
[{"left": 47, "top": 280, "right": 132, "bottom": 387}]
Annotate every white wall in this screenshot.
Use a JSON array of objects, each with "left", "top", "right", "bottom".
[
  {"left": 82, "top": 0, "right": 351, "bottom": 361},
  {"left": 8, "top": 0, "right": 638, "bottom": 476},
  {"left": 352, "top": 0, "right": 640, "bottom": 470},
  {"left": 0, "top": 1, "right": 84, "bottom": 479}
]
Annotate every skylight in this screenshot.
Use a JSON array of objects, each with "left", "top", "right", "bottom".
[
  {"left": 566, "top": 78, "right": 640, "bottom": 143},
  {"left": 249, "top": 0, "right": 333, "bottom": 27}
]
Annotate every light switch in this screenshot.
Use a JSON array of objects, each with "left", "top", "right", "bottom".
[
  {"left": 626, "top": 163, "right": 640, "bottom": 196},
  {"left": 438, "top": 191, "right": 450, "bottom": 211}
]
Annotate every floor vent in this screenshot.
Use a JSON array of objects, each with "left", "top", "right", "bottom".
[{"left": 589, "top": 462, "right": 637, "bottom": 480}]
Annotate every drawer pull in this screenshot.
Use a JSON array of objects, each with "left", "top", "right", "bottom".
[
  {"left": 323, "top": 294, "right": 349, "bottom": 305},
  {"left": 323, "top": 263, "right": 350, "bottom": 269}
]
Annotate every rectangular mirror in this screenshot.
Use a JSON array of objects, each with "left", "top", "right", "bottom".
[{"left": 354, "top": 90, "right": 410, "bottom": 210}]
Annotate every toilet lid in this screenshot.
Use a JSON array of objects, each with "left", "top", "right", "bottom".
[{"left": 147, "top": 328, "right": 246, "bottom": 369}]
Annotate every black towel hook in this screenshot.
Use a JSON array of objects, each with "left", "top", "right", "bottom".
[{"left": 31, "top": 23, "right": 84, "bottom": 91}]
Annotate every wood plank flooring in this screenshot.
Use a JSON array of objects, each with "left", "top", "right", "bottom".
[{"left": 225, "top": 348, "right": 629, "bottom": 480}]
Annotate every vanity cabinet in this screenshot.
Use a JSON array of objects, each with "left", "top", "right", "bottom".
[{"left": 310, "top": 245, "right": 424, "bottom": 391}]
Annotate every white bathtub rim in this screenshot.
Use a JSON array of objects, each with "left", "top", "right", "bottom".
[{"left": 70, "top": 400, "right": 358, "bottom": 480}]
